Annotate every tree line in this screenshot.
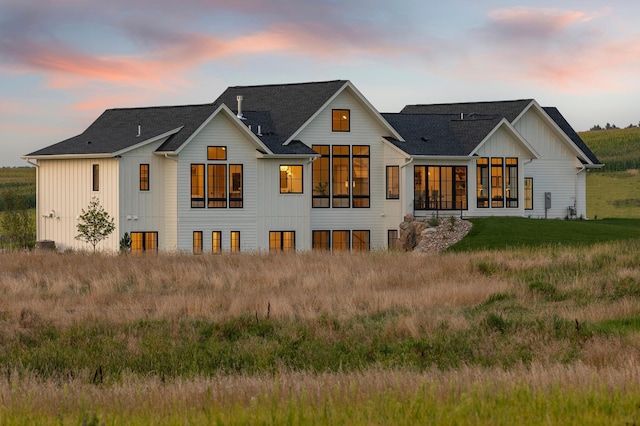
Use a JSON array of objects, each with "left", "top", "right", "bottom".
[{"left": 590, "top": 122, "right": 640, "bottom": 131}]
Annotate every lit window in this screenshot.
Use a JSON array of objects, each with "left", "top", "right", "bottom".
[
  {"left": 229, "top": 165, "right": 243, "bottom": 208},
  {"left": 131, "top": 232, "right": 158, "bottom": 254},
  {"left": 352, "top": 146, "right": 369, "bottom": 208},
  {"left": 414, "top": 165, "right": 467, "bottom": 211},
  {"left": 191, "top": 164, "right": 205, "bottom": 208},
  {"left": 207, "top": 164, "right": 227, "bottom": 207},
  {"left": 212, "top": 231, "right": 222, "bottom": 254},
  {"left": 505, "top": 158, "right": 518, "bottom": 208},
  {"left": 193, "top": 231, "right": 203, "bottom": 255},
  {"left": 332, "top": 145, "right": 350, "bottom": 208},
  {"left": 92, "top": 164, "right": 99, "bottom": 191},
  {"left": 491, "top": 158, "right": 504, "bottom": 208},
  {"left": 332, "top": 109, "right": 350, "bottom": 132},
  {"left": 386, "top": 166, "right": 399, "bottom": 199},
  {"left": 312, "top": 230, "right": 330, "bottom": 250},
  {"left": 269, "top": 231, "right": 295, "bottom": 252},
  {"left": 230, "top": 231, "right": 240, "bottom": 253},
  {"left": 476, "top": 158, "right": 489, "bottom": 208},
  {"left": 280, "top": 165, "right": 303, "bottom": 194},
  {"left": 207, "top": 146, "right": 227, "bottom": 160},
  {"left": 312, "top": 145, "right": 330, "bottom": 207},
  {"left": 332, "top": 230, "right": 350, "bottom": 251},
  {"left": 139, "top": 164, "right": 149, "bottom": 191},
  {"left": 352, "top": 230, "right": 370, "bottom": 251}
]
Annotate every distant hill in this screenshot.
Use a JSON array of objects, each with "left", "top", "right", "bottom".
[{"left": 579, "top": 127, "right": 640, "bottom": 172}]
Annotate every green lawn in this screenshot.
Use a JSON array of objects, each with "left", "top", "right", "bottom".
[
  {"left": 587, "top": 170, "right": 640, "bottom": 219},
  {"left": 449, "top": 217, "right": 640, "bottom": 252}
]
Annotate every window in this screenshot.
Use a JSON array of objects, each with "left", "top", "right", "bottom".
[
  {"left": 332, "top": 109, "right": 350, "bottom": 132},
  {"left": 476, "top": 158, "right": 489, "bottom": 208},
  {"left": 269, "top": 231, "right": 295, "bottom": 252},
  {"left": 505, "top": 158, "right": 518, "bottom": 208},
  {"left": 388, "top": 230, "right": 399, "bottom": 250},
  {"left": 229, "top": 165, "right": 243, "bottom": 208},
  {"left": 524, "top": 178, "right": 533, "bottom": 210},
  {"left": 131, "top": 232, "right": 158, "bottom": 254},
  {"left": 414, "top": 165, "right": 467, "bottom": 210},
  {"left": 139, "top": 164, "right": 149, "bottom": 191},
  {"left": 207, "top": 146, "right": 227, "bottom": 160},
  {"left": 491, "top": 158, "right": 504, "bottom": 208},
  {"left": 230, "top": 231, "right": 240, "bottom": 253},
  {"left": 312, "top": 145, "right": 330, "bottom": 207},
  {"left": 386, "top": 166, "right": 399, "bottom": 199},
  {"left": 193, "top": 231, "right": 203, "bottom": 255},
  {"left": 191, "top": 164, "right": 205, "bottom": 208},
  {"left": 92, "top": 164, "right": 99, "bottom": 191},
  {"left": 207, "top": 164, "right": 227, "bottom": 207},
  {"left": 212, "top": 231, "right": 222, "bottom": 254},
  {"left": 352, "top": 230, "right": 370, "bottom": 251},
  {"left": 352, "top": 146, "right": 370, "bottom": 208},
  {"left": 332, "top": 145, "right": 350, "bottom": 207},
  {"left": 332, "top": 231, "right": 350, "bottom": 251},
  {"left": 312, "top": 231, "right": 330, "bottom": 250},
  {"left": 280, "top": 165, "right": 303, "bottom": 194}
]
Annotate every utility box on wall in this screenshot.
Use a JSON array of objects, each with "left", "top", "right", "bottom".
[{"left": 545, "top": 192, "right": 552, "bottom": 209}]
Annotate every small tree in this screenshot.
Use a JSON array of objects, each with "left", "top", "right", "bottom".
[{"left": 75, "top": 198, "right": 115, "bottom": 252}]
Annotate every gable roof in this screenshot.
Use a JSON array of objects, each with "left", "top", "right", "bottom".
[
  {"left": 213, "top": 80, "right": 349, "bottom": 146},
  {"left": 25, "top": 104, "right": 218, "bottom": 158},
  {"left": 542, "top": 107, "right": 602, "bottom": 166}
]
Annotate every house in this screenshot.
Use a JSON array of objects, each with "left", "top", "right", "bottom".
[{"left": 23, "top": 80, "right": 602, "bottom": 253}]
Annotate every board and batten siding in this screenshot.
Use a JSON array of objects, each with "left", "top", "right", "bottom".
[
  {"left": 36, "top": 158, "right": 119, "bottom": 251},
  {"left": 382, "top": 142, "right": 408, "bottom": 235},
  {"left": 256, "top": 158, "right": 311, "bottom": 250},
  {"left": 176, "top": 112, "right": 259, "bottom": 253},
  {"left": 300, "top": 88, "right": 396, "bottom": 250},
  {"left": 515, "top": 108, "right": 585, "bottom": 219},
  {"left": 118, "top": 137, "right": 178, "bottom": 251}
]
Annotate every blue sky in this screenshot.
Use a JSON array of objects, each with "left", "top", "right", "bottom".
[{"left": 1, "top": 0, "right": 639, "bottom": 166}]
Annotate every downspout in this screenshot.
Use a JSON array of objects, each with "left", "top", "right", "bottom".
[
  {"left": 576, "top": 164, "right": 586, "bottom": 218},
  {"left": 400, "top": 157, "right": 414, "bottom": 217},
  {"left": 164, "top": 153, "right": 178, "bottom": 162},
  {"left": 25, "top": 159, "right": 41, "bottom": 241}
]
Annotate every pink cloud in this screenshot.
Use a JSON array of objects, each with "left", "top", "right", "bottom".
[{"left": 487, "top": 7, "right": 598, "bottom": 40}]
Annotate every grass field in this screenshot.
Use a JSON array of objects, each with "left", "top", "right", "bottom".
[
  {"left": 579, "top": 127, "right": 640, "bottom": 171},
  {"left": 0, "top": 167, "right": 35, "bottom": 211},
  {"left": 587, "top": 170, "right": 640, "bottom": 218},
  {"left": 1, "top": 244, "right": 640, "bottom": 423}
]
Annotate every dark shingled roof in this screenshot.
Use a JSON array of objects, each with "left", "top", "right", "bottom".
[
  {"left": 213, "top": 80, "right": 348, "bottom": 146},
  {"left": 27, "top": 104, "right": 218, "bottom": 156},
  {"left": 28, "top": 80, "right": 348, "bottom": 158},
  {"left": 543, "top": 107, "right": 602, "bottom": 165},
  {"left": 382, "top": 113, "right": 503, "bottom": 156},
  {"left": 401, "top": 99, "right": 533, "bottom": 122}
]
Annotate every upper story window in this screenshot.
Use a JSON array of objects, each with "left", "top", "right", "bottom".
[
  {"left": 139, "top": 164, "right": 149, "bottom": 191},
  {"left": 92, "top": 164, "right": 99, "bottom": 191},
  {"left": 332, "top": 109, "right": 350, "bottom": 132},
  {"left": 280, "top": 165, "right": 303, "bottom": 194},
  {"left": 191, "top": 147, "right": 243, "bottom": 209},
  {"left": 191, "top": 164, "right": 205, "bottom": 208},
  {"left": 312, "top": 144, "right": 370, "bottom": 208},
  {"left": 207, "top": 146, "right": 227, "bottom": 160}
]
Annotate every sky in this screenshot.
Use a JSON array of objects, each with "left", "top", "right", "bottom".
[{"left": 1, "top": 0, "right": 640, "bottom": 166}]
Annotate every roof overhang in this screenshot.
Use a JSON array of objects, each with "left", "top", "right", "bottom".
[
  {"left": 114, "top": 126, "right": 184, "bottom": 157},
  {"left": 21, "top": 153, "right": 115, "bottom": 161},
  {"left": 284, "top": 80, "right": 404, "bottom": 144}
]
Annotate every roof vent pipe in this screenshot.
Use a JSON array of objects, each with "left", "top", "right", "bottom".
[
  {"left": 237, "top": 95, "right": 244, "bottom": 119},
  {"left": 257, "top": 125, "right": 262, "bottom": 136},
  {"left": 460, "top": 113, "right": 464, "bottom": 120},
  {"left": 137, "top": 124, "right": 141, "bottom": 137}
]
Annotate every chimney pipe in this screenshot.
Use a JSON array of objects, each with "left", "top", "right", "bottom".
[
  {"left": 236, "top": 95, "right": 244, "bottom": 119},
  {"left": 137, "top": 124, "right": 141, "bottom": 137}
]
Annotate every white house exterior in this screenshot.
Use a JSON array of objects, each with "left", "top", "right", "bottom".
[{"left": 23, "top": 80, "right": 602, "bottom": 253}]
